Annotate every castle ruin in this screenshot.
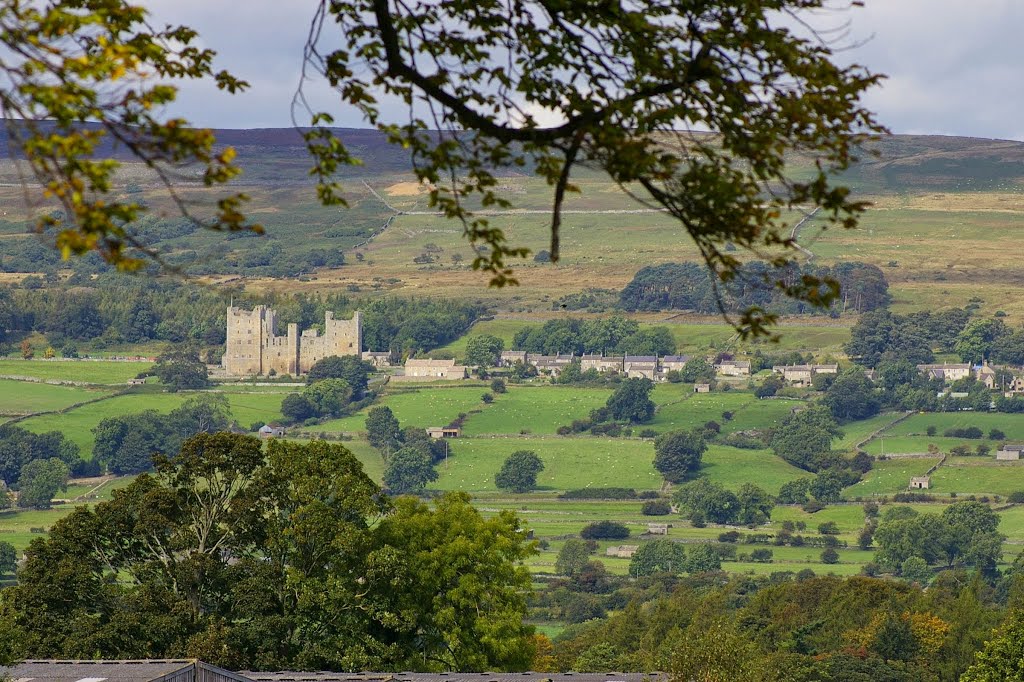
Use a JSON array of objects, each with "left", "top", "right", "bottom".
[{"left": 222, "top": 305, "right": 362, "bottom": 376}]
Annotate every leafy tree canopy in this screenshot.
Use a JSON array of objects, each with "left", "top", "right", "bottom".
[{"left": 495, "top": 450, "right": 545, "bottom": 493}]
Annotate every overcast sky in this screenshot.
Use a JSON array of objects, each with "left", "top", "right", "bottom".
[{"left": 144, "top": 0, "right": 1024, "bottom": 141}]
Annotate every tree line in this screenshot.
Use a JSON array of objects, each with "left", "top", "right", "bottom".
[
  {"left": 619, "top": 261, "right": 890, "bottom": 315},
  {"left": 0, "top": 278, "right": 482, "bottom": 358}
]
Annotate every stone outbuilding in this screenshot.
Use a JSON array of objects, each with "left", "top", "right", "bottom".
[{"left": 909, "top": 476, "right": 931, "bottom": 490}]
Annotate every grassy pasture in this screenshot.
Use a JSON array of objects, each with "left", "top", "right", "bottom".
[
  {"left": 18, "top": 390, "right": 287, "bottom": 456},
  {"left": 461, "top": 386, "right": 610, "bottom": 435},
  {"left": 431, "top": 436, "right": 661, "bottom": 492},
  {"left": 861, "top": 436, "right": 966, "bottom": 456},
  {"left": 318, "top": 386, "right": 494, "bottom": 433},
  {"left": 0, "top": 359, "right": 152, "bottom": 384},
  {"left": 929, "top": 459, "right": 1024, "bottom": 496},
  {"left": 648, "top": 391, "right": 802, "bottom": 435},
  {"left": 884, "top": 412, "right": 1024, "bottom": 440},
  {"left": 0, "top": 379, "right": 112, "bottom": 416},
  {"left": 846, "top": 457, "right": 943, "bottom": 497},
  {"left": 699, "top": 446, "right": 811, "bottom": 494},
  {"left": 0, "top": 507, "right": 75, "bottom": 552},
  {"left": 834, "top": 412, "right": 908, "bottom": 450}
]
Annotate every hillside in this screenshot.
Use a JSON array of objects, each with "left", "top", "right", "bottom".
[{"left": 1, "top": 130, "right": 1023, "bottom": 315}]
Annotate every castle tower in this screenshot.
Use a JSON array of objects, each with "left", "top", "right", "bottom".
[{"left": 223, "top": 305, "right": 362, "bottom": 376}]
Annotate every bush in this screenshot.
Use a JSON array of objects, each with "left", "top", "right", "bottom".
[
  {"left": 926, "top": 426, "right": 937, "bottom": 436},
  {"left": 641, "top": 500, "right": 671, "bottom": 516},
  {"left": 821, "top": 548, "right": 840, "bottom": 564},
  {"left": 718, "top": 530, "right": 740, "bottom": 543},
  {"left": 818, "top": 521, "right": 840, "bottom": 535},
  {"left": 990, "top": 429, "right": 1006, "bottom": 440},
  {"left": 639, "top": 428, "right": 658, "bottom": 439},
  {"left": 750, "top": 548, "right": 773, "bottom": 563},
  {"left": 560, "top": 487, "right": 637, "bottom": 500},
  {"left": 580, "top": 521, "right": 630, "bottom": 540},
  {"left": 1009, "top": 491, "right": 1024, "bottom": 504},
  {"left": 944, "top": 426, "right": 983, "bottom": 439}
]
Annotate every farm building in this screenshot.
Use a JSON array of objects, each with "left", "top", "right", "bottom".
[
  {"left": 258, "top": 425, "right": 286, "bottom": 439},
  {"left": 694, "top": 383, "right": 711, "bottom": 393},
  {"left": 361, "top": 351, "right": 393, "bottom": 368},
  {"left": 426, "top": 426, "right": 461, "bottom": 439},
  {"left": 605, "top": 545, "right": 639, "bottom": 558},
  {"left": 646, "top": 523, "right": 669, "bottom": 535},
  {"left": 909, "top": 476, "right": 931, "bottom": 490},
  {"left": 402, "top": 358, "right": 468, "bottom": 380},
  {"left": 996, "top": 445, "right": 1024, "bottom": 461}
]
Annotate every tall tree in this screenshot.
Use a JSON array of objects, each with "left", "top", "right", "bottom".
[
  {"left": 606, "top": 378, "right": 656, "bottom": 423},
  {"left": 495, "top": 450, "right": 545, "bottom": 493},
  {"left": 653, "top": 430, "right": 707, "bottom": 483}
]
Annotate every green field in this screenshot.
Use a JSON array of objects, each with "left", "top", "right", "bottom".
[
  {"left": 318, "top": 386, "right": 494, "bottom": 433},
  {"left": 432, "top": 436, "right": 662, "bottom": 492},
  {"left": 700, "top": 446, "right": 811, "bottom": 494},
  {"left": 461, "top": 386, "right": 611, "bottom": 435},
  {"left": 835, "top": 412, "right": 908, "bottom": 450},
  {"left": 930, "top": 459, "right": 1024, "bottom": 496},
  {"left": 0, "top": 507, "right": 76, "bottom": 552},
  {"left": 18, "top": 390, "right": 287, "bottom": 456},
  {"left": 0, "top": 379, "right": 113, "bottom": 416},
  {"left": 0, "top": 359, "right": 153, "bottom": 385},
  {"left": 846, "top": 457, "right": 942, "bottom": 497},
  {"left": 884, "top": 412, "right": 1024, "bottom": 441}
]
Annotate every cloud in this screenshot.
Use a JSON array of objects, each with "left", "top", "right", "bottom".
[{"left": 140, "top": 0, "right": 1024, "bottom": 140}]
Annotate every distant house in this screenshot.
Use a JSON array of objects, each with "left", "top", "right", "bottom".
[
  {"left": 917, "top": 363, "right": 972, "bottom": 383},
  {"left": 528, "top": 353, "right": 575, "bottom": 376},
  {"left": 660, "top": 355, "right": 691, "bottom": 374},
  {"left": 714, "top": 359, "right": 751, "bottom": 377},
  {"left": 623, "top": 355, "right": 658, "bottom": 380},
  {"left": 646, "top": 523, "right": 669, "bottom": 535},
  {"left": 863, "top": 369, "right": 879, "bottom": 383},
  {"left": 976, "top": 361, "right": 998, "bottom": 389},
  {"left": 773, "top": 364, "right": 837, "bottom": 387},
  {"left": 259, "top": 425, "right": 286, "bottom": 439},
  {"left": 996, "top": 445, "right": 1024, "bottom": 461},
  {"left": 909, "top": 476, "right": 931, "bottom": 490},
  {"left": 582, "top": 353, "right": 624, "bottom": 374},
  {"left": 426, "top": 426, "right": 461, "bottom": 439},
  {"left": 605, "top": 545, "right": 639, "bottom": 558},
  {"left": 402, "top": 358, "right": 467, "bottom": 380},
  {"left": 694, "top": 383, "right": 711, "bottom": 393},
  {"left": 499, "top": 350, "right": 527, "bottom": 367},
  {"left": 362, "top": 351, "right": 393, "bottom": 368}
]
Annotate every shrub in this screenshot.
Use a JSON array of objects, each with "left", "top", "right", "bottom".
[
  {"left": 580, "top": 521, "right": 630, "bottom": 540},
  {"left": 818, "top": 521, "right": 840, "bottom": 535},
  {"left": 1009, "top": 491, "right": 1024, "bottom": 504},
  {"left": 641, "top": 500, "right": 671, "bottom": 516},
  {"left": 718, "top": 530, "right": 741, "bottom": 543},
  {"left": 639, "top": 428, "right": 658, "bottom": 439},
  {"left": 990, "top": 429, "right": 1006, "bottom": 440},
  {"left": 750, "top": 548, "right": 773, "bottom": 563},
  {"left": 943, "top": 426, "right": 983, "bottom": 439},
  {"left": 926, "top": 426, "right": 937, "bottom": 436},
  {"left": 821, "top": 548, "right": 840, "bottom": 564},
  {"left": 560, "top": 487, "right": 637, "bottom": 500}
]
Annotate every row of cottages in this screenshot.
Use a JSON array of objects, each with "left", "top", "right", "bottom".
[
  {"left": 400, "top": 358, "right": 468, "bottom": 381},
  {"left": 914, "top": 360, "right": 1024, "bottom": 393},
  {"left": 772, "top": 363, "right": 839, "bottom": 386},
  {"left": 916, "top": 362, "right": 973, "bottom": 383}
]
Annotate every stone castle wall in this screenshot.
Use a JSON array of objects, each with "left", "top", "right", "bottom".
[{"left": 222, "top": 306, "right": 361, "bottom": 376}]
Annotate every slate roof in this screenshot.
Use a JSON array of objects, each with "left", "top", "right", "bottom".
[
  {"left": 246, "top": 674, "right": 664, "bottom": 682},
  {"left": 0, "top": 660, "right": 249, "bottom": 682}
]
